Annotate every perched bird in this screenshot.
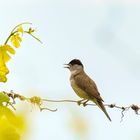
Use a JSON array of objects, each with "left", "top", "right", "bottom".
[{"left": 64, "top": 59, "right": 111, "bottom": 121}]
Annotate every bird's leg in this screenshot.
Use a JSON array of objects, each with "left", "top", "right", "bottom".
[
  {"left": 82, "top": 99, "right": 89, "bottom": 107},
  {"left": 77, "top": 99, "right": 85, "bottom": 106}
]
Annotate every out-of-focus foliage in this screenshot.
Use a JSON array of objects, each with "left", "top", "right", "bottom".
[
  {"left": 0, "top": 92, "right": 10, "bottom": 105},
  {"left": 0, "top": 106, "right": 26, "bottom": 140},
  {"left": 0, "top": 57, "right": 9, "bottom": 82},
  {"left": 0, "top": 23, "right": 41, "bottom": 140},
  {"left": 0, "top": 23, "right": 41, "bottom": 82},
  {"left": 10, "top": 33, "right": 22, "bottom": 48},
  {"left": 0, "top": 91, "right": 26, "bottom": 140},
  {"left": 69, "top": 111, "right": 89, "bottom": 136}
]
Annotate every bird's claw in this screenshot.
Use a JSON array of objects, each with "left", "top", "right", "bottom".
[
  {"left": 82, "top": 100, "right": 89, "bottom": 107},
  {"left": 83, "top": 102, "right": 87, "bottom": 107},
  {"left": 77, "top": 99, "right": 85, "bottom": 106},
  {"left": 77, "top": 99, "right": 89, "bottom": 106},
  {"left": 77, "top": 100, "right": 82, "bottom": 106}
]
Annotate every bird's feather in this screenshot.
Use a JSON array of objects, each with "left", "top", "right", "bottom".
[
  {"left": 73, "top": 72, "right": 103, "bottom": 102},
  {"left": 72, "top": 71, "right": 111, "bottom": 121},
  {"left": 93, "top": 99, "right": 111, "bottom": 121}
]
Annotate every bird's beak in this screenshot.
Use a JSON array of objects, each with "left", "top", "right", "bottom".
[{"left": 64, "top": 64, "right": 70, "bottom": 69}]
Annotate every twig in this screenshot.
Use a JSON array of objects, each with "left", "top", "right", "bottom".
[{"left": 2, "top": 91, "right": 140, "bottom": 121}]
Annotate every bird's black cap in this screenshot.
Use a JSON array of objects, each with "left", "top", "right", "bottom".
[{"left": 69, "top": 59, "right": 83, "bottom": 67}]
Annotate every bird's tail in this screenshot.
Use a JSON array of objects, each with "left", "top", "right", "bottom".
[{"left": 93, "top": 99, "right": 111, "bottom": 121}]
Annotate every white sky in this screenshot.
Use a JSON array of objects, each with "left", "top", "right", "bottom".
[{"left": 0, "top": 0, "right": 140, "bottom": 140}]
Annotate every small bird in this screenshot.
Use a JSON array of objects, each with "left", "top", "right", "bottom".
[{"left": 64, "top": 59, "right": 111, "bottom": 121}]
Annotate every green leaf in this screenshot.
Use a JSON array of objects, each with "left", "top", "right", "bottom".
[{"left": 0, "top": 92, "right": 10, "bottom": 105}]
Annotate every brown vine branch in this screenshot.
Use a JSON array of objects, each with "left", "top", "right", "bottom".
[{"left": 2, "top": 91, "right": 140, "bottom": 122}]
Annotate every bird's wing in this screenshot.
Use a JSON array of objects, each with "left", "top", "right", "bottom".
[{"left": 74, "top": 73, "right": 104, "bottom": 102}]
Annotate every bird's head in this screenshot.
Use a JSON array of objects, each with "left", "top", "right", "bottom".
[{"left": 64, "top": 59, "right": 84, "bottom": 73}]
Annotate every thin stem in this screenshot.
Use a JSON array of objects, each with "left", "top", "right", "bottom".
[
  {"left": 42, "top": 99, "right": 78, "bottom": 103},
  {"left": 4, "top": 31, "right": 17, "bottom": 45},
  {"left": 11, "top": 22, "right": 32, "bottom": 33},
  {"left": 4, "top": 22, "right": 32, "bottom": 45},
  {"left": 24, "top": 31, "right": 43, "bottom": 44},
  {"left": 40, "top": 107, "right": 57, "bottom": 112},
  {"left": 2, "top": 91, "right": 140, "bottom": 122}
]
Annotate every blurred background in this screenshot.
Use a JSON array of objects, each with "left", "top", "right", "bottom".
[{"left": 0, "top": 0, "right": 140, "bottom": 140}]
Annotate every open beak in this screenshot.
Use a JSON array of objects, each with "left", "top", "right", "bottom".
[{"left": 64, "top": 64, "right": 70, "bottom": 68}]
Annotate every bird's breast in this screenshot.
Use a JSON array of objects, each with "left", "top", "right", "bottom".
[{"left": 70, "top": 78, "right": 89, "bottom": 99}]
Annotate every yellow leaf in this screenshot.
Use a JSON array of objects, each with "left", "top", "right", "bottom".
[
  {"left": 0, "top": 49, "right": 11, "bottom": 63},
  {"left": 0, "top": 45, "right": 15, "bottom": 64},
  {"left": 10, "top": 33, "right": 22, "bottom": 48},
  {"left": 0, "top": 69, "right": 8, "bottom": 82},
  {"left": 0, "top": 92, "right": 10, "bottom": 105},
  {"left": 0, "top": 47, "right": 11, "bottom": 63},
  {"left": 3, "top": 45, "right": 15, "bottom": 54},
  {"left": 0, "top": 45, "right": 13, "bottom": 82},
  {"left": 0, "top": 60, "right": 9, "bottom": 82},
  {"left": 0, "top": 106, "right": 26, "bottom": 140},
  {"left": 0, "top": 76, "right": 7, "bottom": 83},
  {"left": 17, "top": 26, "right": 24, "bottom": 33}
]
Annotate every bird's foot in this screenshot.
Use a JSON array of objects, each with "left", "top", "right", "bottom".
[
  {"left": 82, "top": 100, "right": 89, "bottom": 107},
  {"left": 77, "top": 99, "right": 85, "bottom": 106}
]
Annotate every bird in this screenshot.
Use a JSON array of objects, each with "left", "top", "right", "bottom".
[{"left": 64, "top": 59, "right": 111, "bottom": 121}]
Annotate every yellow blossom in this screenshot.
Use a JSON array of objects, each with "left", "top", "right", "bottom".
[
  {"left": 10, "top": 33, "right": 22, "bottom": 48},
  {"left": 17, "top": 26, "right": 24, "bottom": 33}
]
